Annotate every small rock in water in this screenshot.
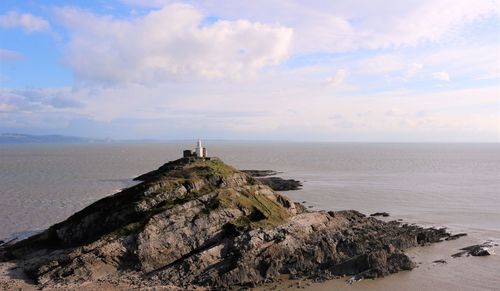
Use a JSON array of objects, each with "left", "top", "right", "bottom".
[
  {"left": 370, "top": 212, "right": 390, "bottom": 217},
  {"left": 445, "top": 233, "right": 467, "bottom": 241},
  {"left": 241, "top": 170, "right": 281, "bottom": 177},
  {"left": 468, "top": 246, "right": 492, "bottom": 256},
  {"left": 452, "top": 242, "right": 494, "bottom": 257}
]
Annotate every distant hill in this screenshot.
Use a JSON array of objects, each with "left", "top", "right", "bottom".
[{"left": 0, "top": 133, "right": 107, "bottom": 144}]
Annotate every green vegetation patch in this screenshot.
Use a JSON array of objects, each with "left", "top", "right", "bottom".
[
  {"left": 231, "top": 216, "right": 252, "bottom": 232},
  {"left": 219, "top": 186, "right": 291, "bottom": 229},
  {"left": 184, "top": 158, "right": 237, "bottom": 177}
]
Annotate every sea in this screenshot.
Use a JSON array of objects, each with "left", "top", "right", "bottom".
[{"left": 1, "top": 142, "right": 499, "bottom": 290}]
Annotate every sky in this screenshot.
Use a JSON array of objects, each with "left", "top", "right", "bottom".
[{"left": 0, "top": 0, "right": 499, "bottom": 142}]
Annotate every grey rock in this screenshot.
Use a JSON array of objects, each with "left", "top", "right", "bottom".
[
  {"left": 452, "top": 242, "right": 494, "bottom": 258},
  {"left": 241, "top": 170, "right": 281, "bottom": 177},
  {"left": 257, "top": 177, "right": 302, "bottom": 191},
  {"left": 445, "top": 233, "right": 467, "bottom": 241},
  {"left": 242, "top": 170, "right": 302, "bottom": 191},
  {"left": 370, "top": 212, "right": 390, "bottom": 217}
]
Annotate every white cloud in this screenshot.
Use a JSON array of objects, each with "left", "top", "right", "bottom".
[
  {"left": 0, "top": 11, "right": 50, "bottom": 33},
  {"left": 354, "top": 43, "right": 498, "bottom": 85},
  {"left": 0, "top": 48, "right": 23, "bottom": 61},
  {"left": 422, "top": 45, "right": 499, "bottom": 80},
  {"left": 154, "top": 0, "right": 500, "bottom": 53},
  {"left": 344, "top": 0, "right": 499, "bottom": 49},
  {"left": 55, "top": 4, "right": 293, "bottom": 84},
  {"left": 356, "top": 54, "right": 424, "bottom": 83},
  {"left": 358, "top": 54, "right": 405, "bottom": 74},
  {"left": 323, "top": 69, "right": 348, "bottom": 87},
  {"left": 405, "top": 63, "right": 424, "bottom": 78},
  {"left": 432, "top": 71, "right": 451, "bottom": 81},
  {"left": 0, "top": 102, "right": 15, "bottom": 112}
]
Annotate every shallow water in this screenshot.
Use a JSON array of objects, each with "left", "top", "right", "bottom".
[{"left": 0, "top": 142, "right": 499, "bottom": 290}]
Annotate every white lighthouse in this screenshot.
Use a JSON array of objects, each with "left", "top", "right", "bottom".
[
  {"left": 195, "top": 139, "right": 203, "bottom": 157},
  {"left": 182, "top": 139, "right": 208, "bottom": 158}
]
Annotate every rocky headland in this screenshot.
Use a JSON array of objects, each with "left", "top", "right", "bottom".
[{"left": 0, "top": 157, "right": 468, "bottom": 290}]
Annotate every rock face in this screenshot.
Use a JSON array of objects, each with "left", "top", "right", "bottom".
[
  {"left": 242, "top": 169, "right": 302, "bottom": 191},
  {"left": 256, "top": 177, "right": 302, "bottom": 191},
  {"left": 0, "top": 157, "right": 458, "bottom": 289}
]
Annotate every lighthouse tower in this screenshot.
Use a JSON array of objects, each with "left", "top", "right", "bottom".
[{"left": 195, "top": 139, "right": 207, "bottom": 158}]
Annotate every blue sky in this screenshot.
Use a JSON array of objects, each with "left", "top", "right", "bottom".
[{"left": 0, "top": 0, "right": 499, "bottom": 141}]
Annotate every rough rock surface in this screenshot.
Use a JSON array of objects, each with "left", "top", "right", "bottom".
[
  {"left": 241, "top": 170, "right": 281, "bottom": 177},
  {"left": 242, "top": 170, "right": 302, "bottom": 191},
  {"left": 256, "top": 177, "right": 302, "bottom": 191},
  {"left": 452, "top": 241, "right": 496, "bottom": 258},
  {"left": 0, "top": 157, "right": 459, "bottom": 290},
  {"left": 445, "top": 233, "right": 467, "bottom": 241},
  {"left": 370, "top": 212, "right": 390, "bottom": 217}
]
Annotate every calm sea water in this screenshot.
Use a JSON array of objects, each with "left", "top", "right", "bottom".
[{"left": 1, "top": 143, "right": 499, "bottom": 290}]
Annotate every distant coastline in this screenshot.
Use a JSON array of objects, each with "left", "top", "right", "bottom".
[
  {"left": 0, "top": 133, "right": 108, "bottom": 144},
  {"left": 0, "top": 133, "right": 296, "bottom": 144}
]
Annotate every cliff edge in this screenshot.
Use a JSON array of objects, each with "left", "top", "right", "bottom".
[{"left": 0, "top": 157, "right": 453, "bottom": 289}]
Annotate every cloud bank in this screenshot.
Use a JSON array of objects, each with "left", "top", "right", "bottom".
[
  {"left": 147, "top": 0, "right": 499, "bottom": 53},
  {"left": 56, "top": 4, "right": 293, "bottom": 84}
]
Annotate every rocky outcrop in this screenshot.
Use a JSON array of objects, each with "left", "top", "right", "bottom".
[
  {"left": 257, "top": 177, "right": 302, "bottom": 191},
  {"left": 241, "top": 170, "right": 281, "bottom": 177},
  {"left": 243, "top": 169, "right": 302, "bottom": 191},
  {"left": 445, "top": 233, "right": 467, "bottom": 241},
  {"left": 370, "top": 212, "right": 390, "bottom": 217},
  {"left": 452, "top": 241, "right": 496, "bottom": 257},
  {"left": 0, "top": 157, "right": 460, "bottom": 290}
]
